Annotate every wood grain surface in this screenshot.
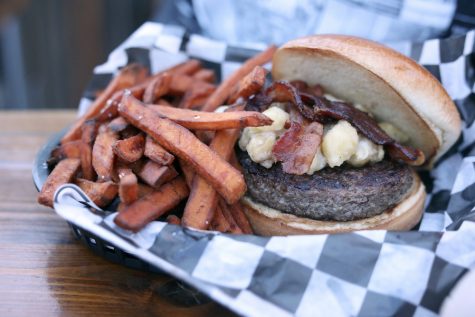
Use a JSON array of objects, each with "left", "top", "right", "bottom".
[{"left": 0, "top": 110, "right": 236, "bottom": 317}]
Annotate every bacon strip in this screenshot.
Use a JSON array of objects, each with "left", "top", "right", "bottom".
[
  {"left": 264, "top": 81, "right": 425, "bottom": 166},
  {"left": 265, "top": 81, "right": 314, "bottom": 119},
  {"left": 290, "top": 80, "right": 324, "bottom": 97},
  {"left": 272, "top": 119, "right": 323, "bottom": 175}
]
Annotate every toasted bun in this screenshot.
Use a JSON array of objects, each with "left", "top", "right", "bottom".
[
  {"left": 272, "top": 35, "right": 461, "bottom": 166},
  {"left": 241, "top": 173, "right": 425, "bottom": 235}
]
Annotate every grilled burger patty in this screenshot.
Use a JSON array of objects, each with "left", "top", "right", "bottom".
[{"left": 237, "top": 149, "right": 415, "bottom": 221}]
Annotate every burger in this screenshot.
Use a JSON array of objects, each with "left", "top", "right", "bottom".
[{"left": 237, "top": 35, "right": 461, "bottom": 235}]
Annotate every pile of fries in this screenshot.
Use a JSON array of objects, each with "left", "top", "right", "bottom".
[{"left": 38, "top": 46, "right": 277, "bottom": 234}]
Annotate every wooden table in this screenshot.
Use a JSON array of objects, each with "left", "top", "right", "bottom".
[{"left": 0, "top": 110, "right": 235, "bottom": 317}]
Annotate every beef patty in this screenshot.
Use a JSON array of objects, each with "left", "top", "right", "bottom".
[{"left": 237, "top": 149, "right": 415, "bottom": 221}]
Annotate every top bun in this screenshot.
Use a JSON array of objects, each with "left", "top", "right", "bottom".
[{"left": 272, "top": 35, "right": 461, "bottom": 166}]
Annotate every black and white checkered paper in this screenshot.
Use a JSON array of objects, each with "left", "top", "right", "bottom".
[{"left": 56, "top": 22, "right": 475, "bottom": 317}]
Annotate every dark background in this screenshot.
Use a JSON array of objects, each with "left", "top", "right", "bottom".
[{"left": 0, "top": 0, "right": 474, "bottom": 110}]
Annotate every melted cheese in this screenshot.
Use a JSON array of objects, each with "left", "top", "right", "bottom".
[{"left": 239, "top": 105, "right": 289, "bottom": 168}]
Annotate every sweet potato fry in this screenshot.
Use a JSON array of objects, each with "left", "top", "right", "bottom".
[
  {"left": 108, "top": 116, "right": 129, "bottom": 132},
  {"left": 117, "top": 168, "right": 138, "bottom": 205},
  {"left": 94, "top": 89, "right": 104, "bottom": 99},
  {"left": 201, "top": 45, "right": 277, "bottom": 111},
  {"left": 92, "top": 129, "right": 118, "bottom": 181},
  {"left": 75, "top": 178, "right": 118, "bottom": 208},
  {"left": 138, "top": 183, "right": 154, "bottom": 198},
  {"left": 178, "top": 81, "right": 216, "bottom": 109},
  {"left": 142, "top": 73, "right": 172, "bottom": 104},
  {"left": 50, "top": 140, "right": 83, "bottom": 161},
  {"left": 112, "top": 133, "right": 145, "bottom": 163},
  {"left": 108, "top": 84, "right": 147, "bottom": 108},
  {"left": 117, "top": 202, "right": 127, "bottom": 213},
  {"left": 228, "top": 66, "right": 266, "bottom": 104},
  {"left": 178, "top": 159, "right": 194, "bottom": 188},
  {"left": 80, "top": 120, "right": 98, "bottom": 180},
  {"left": 166, "top": 215, "right": 181, "bottom": 225},
  {"left": 118, "top": 94, "right": 246, "bottom": 204},
  {"left": 79, "top": 143, "right": 94, "bottom": 181},
  {"left": 221, "top": 200, "right": 253, "bottom": 234},
  {"left": 219, "top": 201, "right": 244, "bottom": 234},
  {"left": 148, "top": 105, "right": 272, "bottom": 130},
  {"left": 182, "top": 128, "right": 241, "bottom": 229},
  {"left": 97, "top": 122, "right": 109, "bottom": 134},
  {"left": 114, "top": 177, "right": 189, "bottom": 232},
  {"left": 144, "top": 135, "right": 174, "bottom": 165},
  {"left": 61, "top": 63, "right": 148, "bottom": 143},
  {"left": 82, "top": 119, "right": 99, "bottom": 145},
  {"left": 182, "top": 174, "right": 220, "bottom": 230},
  {"left": 169, "top": 74, "right": 194, "bottom": 95},
  {"left": 181, "top": 104, "right": 249, "bottom": 230},
  {"left": 229, "top": 151, "right": 242, "bottom": 172},
  {"left": 210, "top": 206, "right": 231, "bottom": 233},
  {"left": 95, "top": 99, "right": 120, "bottom": 122},
  {"left": 192, "top": 69, "right": 215, "bottom": 83},
  {"left": 38, "top": 158, "right": 81, "bottom": 207},
  {"left": 137, "top": 160, "right": 178, "bottom": 188},
  {"left": 171, "top": 59, "right": 202, "bottom": 75}
]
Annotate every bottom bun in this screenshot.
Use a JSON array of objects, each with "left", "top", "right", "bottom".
[{"left": 241, "top": 173, "right": 426, "bottom": 235}]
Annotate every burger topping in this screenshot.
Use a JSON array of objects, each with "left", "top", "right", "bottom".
[
  {"left": 239, "top": 106, "right": 288, "bottom": 168},
  {"left": 244, "top": 131, "right": 277, "bottom": 169},
  {"left": 348, "top": 135, "right": 385, "bottom": 167},
  {"left": 240, "top": 105, "right": 385, "bottom": 174},
  {"left": 240, "top": 80, "right": 425, "bottom": 174},
  {"left": 272, "top": 118, "right": 323, "bottom": 174},
  {"left": 321, "top": 120, "right": 359, "bottom": 167},
  {"left": 256, "top": 81, "right": 425, "bottom": 166}
]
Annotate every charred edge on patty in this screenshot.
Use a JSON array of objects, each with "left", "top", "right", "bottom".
[{"left": 237, "top": 148, "right": 415, "bottom": 222}]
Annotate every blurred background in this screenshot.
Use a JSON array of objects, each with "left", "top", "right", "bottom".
[{"left": 1, "top": 0, "right": 475, "bottom": 110}]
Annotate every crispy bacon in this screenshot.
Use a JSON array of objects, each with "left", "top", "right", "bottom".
[
  {"left": 290, "top": 80, "right": 324, "bottom": 97},
  {"left": 272, "top": 111, "right": 323, "bottom": 175},
  {"left": 264, "top": 81, "right": 425, "bottom": 166},
  {"left": 245, "top": 93, "right": 272, "bottom": 112},
  {"left": 265, "top": 81, "right": 314, "bottom": 120}
]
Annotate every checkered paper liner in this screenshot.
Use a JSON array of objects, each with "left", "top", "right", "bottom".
[{"left": 56, "top": 22, "right": 475, "bottom": 317}]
